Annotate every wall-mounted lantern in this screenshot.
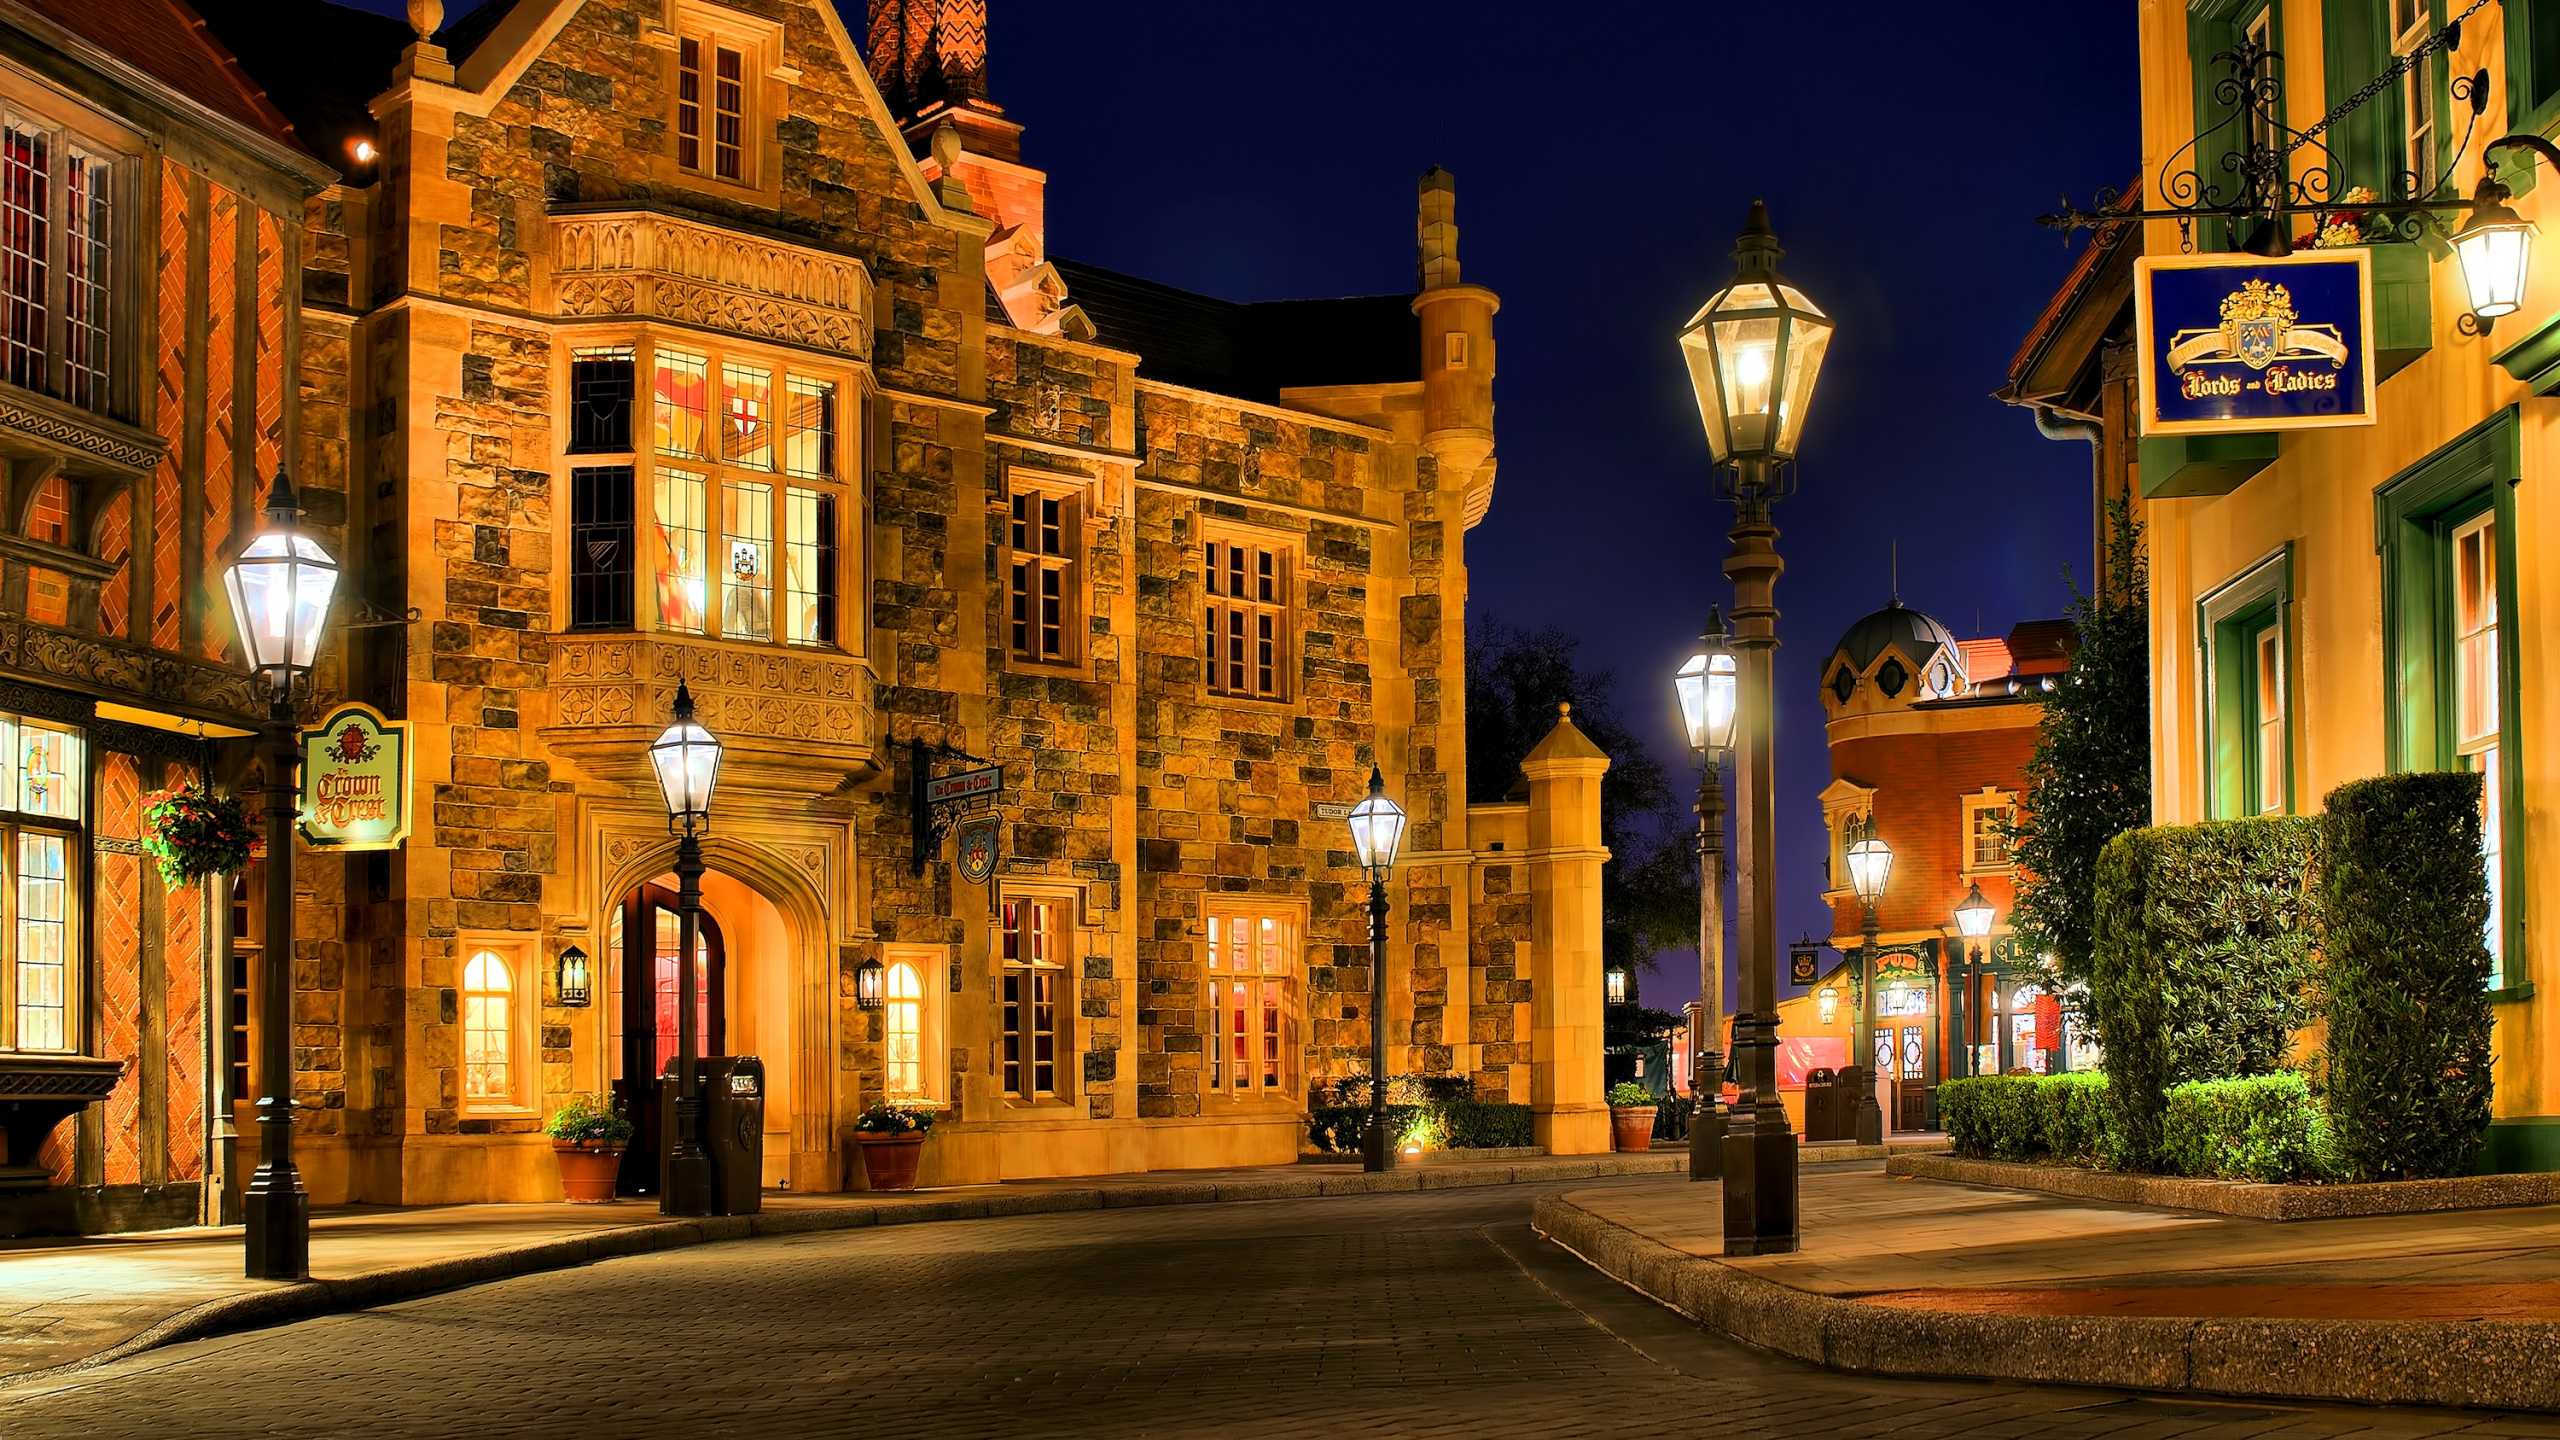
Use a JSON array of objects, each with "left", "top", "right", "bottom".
[
  {"left": 1817, "top": 986, "right": 1839, "bottom": 1027},
  {"left": 1603, "top": 962, "right": 1630, "bottom": 1006},
  {"left": 854, "top": 957, "right": 885, "bottom": 1010}
]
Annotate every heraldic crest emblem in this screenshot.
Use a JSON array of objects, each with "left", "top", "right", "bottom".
[{"left": 2165, "top": 278, "right": 2348, "bottom": 374}]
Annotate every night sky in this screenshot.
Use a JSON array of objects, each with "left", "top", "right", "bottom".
[{"left": 342, "top": 0, "right": 2138, "bottom": 1013}]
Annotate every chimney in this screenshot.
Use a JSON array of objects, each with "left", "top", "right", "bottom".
[{"left": 865, "top": 0, "right": 1018, "bottom": 164}]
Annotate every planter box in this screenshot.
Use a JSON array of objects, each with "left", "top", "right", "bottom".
[
  {"left": 855, "top": 1132, "right": 927, "bottom": 1192},
  {"left": 552, "top": 1142, "right": 626, "bottom": 1203},
  {"left": 1889, "top": 1152, "right": 2560, "bottom": 1221}
]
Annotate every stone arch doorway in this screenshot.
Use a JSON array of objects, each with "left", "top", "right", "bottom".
[{"left": 607, "top": 881, "right": 730, "bottom": 1197}]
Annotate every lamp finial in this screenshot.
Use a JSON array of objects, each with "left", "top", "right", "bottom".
[{"left": 671, "top": 680, "right": 696, "bottom": 723}]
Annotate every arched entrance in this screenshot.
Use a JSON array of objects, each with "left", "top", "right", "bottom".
[{"left": 606, "top": 881, "right": 729, "bottom": 1196}]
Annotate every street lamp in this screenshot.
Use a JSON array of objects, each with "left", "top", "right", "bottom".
[
  {"left": 1953, "top": 882, "right": 1996, "bottom": 1080},
  {"left": 1843, "top": 814, "right": 1892, "bottom": 1147},
  {"left": 1345, "top": 765, "right": 1406, "bottom": 1174},
  {"left": 221, "top": 469, "right": 339, "bottom": 1281},
  {"left": 1681, "top": 199, "right": 1834, "bottom": 1257},
  {"left": 1672, "top": 611, "right": 1738, "bottom": 1183},
  {"left": 649, "top": 681, "right": 723, "bottom": 1216}
]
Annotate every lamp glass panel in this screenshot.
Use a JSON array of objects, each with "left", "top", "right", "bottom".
[
  {"left": 1673, "top": 652, "right": 1710, "bottom": 752},
  {"left": 1845, "top": 834, "right": 1892, "bottom": 902},
  {"left": 1710, "top": 314, "right": 1782, "bottom": 456},
  {"left": 2455, "top": 221, "right": 2533, "bottom": 318},
  {"left": 225, "top": 528, "right": 339, "bottom": 673},
  {"left": 1955, "top": 891, "right": 1995, "bottom": 938},
  {"left": 1677, "top": 323, "right": 1732, "bottom": 463},
  {"left": 649, "top": 719, "right": 722, "bottom": 818},
  {"left": 1346, "top": 791, "right": 1407, "bottom": 872},
  {"left": 1705, "top": 653, "right": 1739, "bottom": 751},
  {"left": 1773, "top": 318, "right": 1833, "bottom": 459}
]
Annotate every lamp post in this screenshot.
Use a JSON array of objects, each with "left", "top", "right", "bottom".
[
  {"left": 648, "top": 682, "right": 723, "bottom": 1217},
  {"left": 1672, "top": 611, "right": 1738, "bottom": 1181},
  {"left": 220, "top": 469, "right": 340, "bottom": 1281},
  {"left": 1953, "top": 882, "right": 1996, "bottom": 1080},
  {"left": 1345, "top": 766, "right": 1407, "bottom": 1174},
  {"left": 1842, "top": 814, "right": 1892, "bottom": 1146},
  {"left": 1679, "top": 199, "right": 1833, "bottom": 1256}
]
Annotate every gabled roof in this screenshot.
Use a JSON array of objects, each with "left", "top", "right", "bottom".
[
  {"left": 1050, "top": 257, "right": 1418, "bottom": 404},
  {"left": 15, "top": 0, "right": 307, "bottom": 155},
  {"left": 1998, "top": 176, "right": 2143, "bottom": 416}
]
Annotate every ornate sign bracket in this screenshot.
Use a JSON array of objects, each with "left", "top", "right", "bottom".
[{"left": 908, "top": 735, "right": 1001, "bottom": 876}]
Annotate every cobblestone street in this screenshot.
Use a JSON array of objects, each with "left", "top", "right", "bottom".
[{"left": 13, "top": 1179, "right": 2560, "bottom": 1439}]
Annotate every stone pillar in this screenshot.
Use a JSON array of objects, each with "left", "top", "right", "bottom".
[{"left": 1519, "top": 705, "right": 1610, "bottom": 1154}]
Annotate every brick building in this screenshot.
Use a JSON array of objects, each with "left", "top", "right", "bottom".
[
  {"left": 0, "top": 0, "right": 1622, "bottom": 1217},
  {"left": 1780, "top": 602, "right": 2075, "bottom": 1134}
]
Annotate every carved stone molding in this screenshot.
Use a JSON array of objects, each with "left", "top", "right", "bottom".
[
  {"left": 0, "top": 617, "right": 261, "bottom": 724},
  {"left": 551, "top": 211, "right": 874, "bottom": 360},
  {"left": 544, "top": 633, "right": 876, "bottom": 787},
  {"left": 0, "top": 388, "right": 166, "bottom": 478}
]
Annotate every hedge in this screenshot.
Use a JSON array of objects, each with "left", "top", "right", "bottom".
[
  {"left": 2088, "top": 817, "right": 2320, "bottom": 1169},
  {"left": 1307, "top": 1100, "right": 1535, "bottom": 1154},
  {"left": 1941, "top": 1073, "right": 2106, "bottom": 1163},
  {"left": 2320, "top": 773, "right": 2496, "bottom": 1181},
  {"left": 2161, "top": 1073, "right": 2329, "bottom": 1183}
]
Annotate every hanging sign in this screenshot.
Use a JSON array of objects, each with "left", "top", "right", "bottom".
[
  {"left": 956, "top": 813, "right": 1000, "bottom": 883},
  {"left": 2034, "top": 994, "right": 2063, "bottom": 1052},
  {"left": 298, "top": 703, "right": 411, "bottom": 851},
  {"left": 924, "top": 765, "right": 1003, "bottom": 808},
  {"left": 2135, "top": 250, "right": 2376, "bottom": 436}
]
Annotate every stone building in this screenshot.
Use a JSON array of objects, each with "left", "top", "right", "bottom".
[
  {"left": 1786, "top": 603, "right": 2072, "bottom": 1134},
  {"left": 0, "top": 0, "right": 337, "bottom": 1236},
  {"left": 79, "top": 0, "right": 1622, "bottom": 1211}
]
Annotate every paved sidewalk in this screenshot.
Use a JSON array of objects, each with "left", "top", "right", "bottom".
[
  {"left": 4, "top": 1147, "right": 1756, "bottom": 1383},
  {"left": 1536, "top": 1162, "right": 2560, "bottom": 1411}
]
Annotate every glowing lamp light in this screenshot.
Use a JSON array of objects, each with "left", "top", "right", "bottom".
[
  {"left": 556, "top": 945, "right": 592, "bottom": 1008},
  {"left": 1677, "top": 200, "right": 1834, "bottom": 465},
  {"left": 2453, "top": 177, "right": 2536, "bottom": 323},
  {"left": 854, "top": 957, "right": 885, "bottom": 1010},
  {"left": 649, "top": 682, "right": 724, "bottom": 829},
  {"left": 1673, "top": 614, "right": 1739, "bottom": 756},
  {"left": 1844, "top": 815, "right": 1893, "bottom": 907},
  {"left": 1954, "top": 881, "right": 1997, "bottom": 940},
  {"left": 222, "top": 469, "right": 340, "bottom": 687},
  {"left": 1345, "top": 766, "right": 1406, "bottom": 880},
  {"left": 1604, "top": 963, "right": 1630, "bottom": 1006},
  {"left": 351, "top": 139, "right": 377, "bottom": 165},
  {"left": 1818, "top": 986, "right": 1840, "bottom": 1026}
]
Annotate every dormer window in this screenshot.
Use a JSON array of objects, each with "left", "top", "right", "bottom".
[
  {"left": 1876, "top": 656, "right": 1909, "bottom": 699},
  {"left": 676, "top": 37, "right": 746, "bottom": 182},
  {"left": 1831, "top": 665, "right": 1857, "bottom": 704}
]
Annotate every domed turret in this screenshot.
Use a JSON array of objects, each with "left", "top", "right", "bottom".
[{"left": 1822, "top": 600, "right": 1965, "bottom": 714}]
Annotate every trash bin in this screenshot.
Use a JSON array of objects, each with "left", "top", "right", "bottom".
[
  {"left": 658, "top": 1055, "right": 765, "bottom": 1216},
  {"left": 1803, "top": 1067, "right": 1839, "bottom": 1142}
]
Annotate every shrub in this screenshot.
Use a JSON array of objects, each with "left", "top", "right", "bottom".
[
  {"left": 2161, "top": 1073, "right": 2328, "bottom": 1183},
  {"left": 2320, "top": 773, "right": 2496, "bottom": 1181},
  {"left": 2036, "top": 1072, "right": 2110, "bottom": 1163},
  {"left": 852, "top": 1102, "right": 940, "bottom": 1135},
  {"left": 2089, "top": 817, "right": 2320, "bottom": 1168},
  {"left": 1307, "top": 1100, "right": 1534, "bottom": 1154},
  {"left": 1940, "top": 1074, "right": 2107, "bottom": 1163},
  {"left": 1606, "top": 1081, "right": 1651, "bottom": 1107}
]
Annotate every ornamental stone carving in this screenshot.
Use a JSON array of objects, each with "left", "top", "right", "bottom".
[
  {"left": 545, "top": 634, "right": 876, "bottom": 787},
  {"left": 0, "top": 615, "right": 261, "bottom": 722},
  {"left": 551, "top": 211, "right": 874, "bottom": 360}
]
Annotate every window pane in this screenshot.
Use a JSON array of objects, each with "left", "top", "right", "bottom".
[
  {"left": 721, "top": 480, "right": 773, "bottom": 641},
  {"left": 62, "top": 151, "right": 107, "bottom": 412},
  {"left": 2255, "top": 627, "right": 2284, "bottom": 815},
  {"left": 569, "top": 466, "right": 636, "bottom": 630},
  {"left": 569, "top": 347, "right": 635, "bottom": 453},
  {"left": 721, "top": 362, "right": 772, "bottom": 470},
  {"left": 653, "top": 348, "right": 709, "bottom": 458},
  {"left": 463, "top": 952, "right": 511, "bottom": 1101},
  {"left": 785, "top": 377, "right": 834, "bottom": 478},
  {"left": 653, "top": 467, "right": 708, "bottom": 632},
  {"left": 16, "top": 831, "right": 68, "bottom": 1050},
  {"left": 0, "top": 715, "right": 14, "bottom": 811},
  {"left": 783, "top": 488, "right": 835, "bottom": 646},
  {"left": 676, "top": 38, "right": 702, "bottom": 171},
  {"left": 886, "top": 963, "right": 922, "bottom": 1097},
  {"left": 2, "top": 123, "right": 47, "bottom": 394},
  {"left": 18, "top": 722, "right": 79, "bottom": 820},
  {"left": 1001, "top": 971, "right": 1022, "bottom": 1094},
  {"left": 714, "top": 46, "right": 743, "bottom": 181}
]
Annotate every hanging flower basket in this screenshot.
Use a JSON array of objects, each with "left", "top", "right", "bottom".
[{"left": 139, "top": 781, "right": 257, "bottom": 890}]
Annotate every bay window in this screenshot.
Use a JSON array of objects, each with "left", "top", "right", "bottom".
[{"left": 563, "top": 339, "right": 847, "bottom": 647}]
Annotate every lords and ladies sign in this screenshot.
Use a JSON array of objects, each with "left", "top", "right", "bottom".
[
  {"left": 299, "top": 703, "right": 412, "bottom": 851},
  {"left": 2135, "top": 250, "right": 2378, "bottom": 436}
]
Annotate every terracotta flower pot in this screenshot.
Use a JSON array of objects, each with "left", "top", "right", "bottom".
[
  {"left": 553, "top": 1142, "right": 625, "bottom": 1202},
  {"left": 856, "top": 1132, "right": 928, "bottom": 1191},
  {"left": 1611, "top": 1106, "right": 1658, "bottom": 1153}
]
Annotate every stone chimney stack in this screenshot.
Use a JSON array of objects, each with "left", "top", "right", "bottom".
[{"left": 1412, "top": 169, "right": 1501, "bottom": 528}]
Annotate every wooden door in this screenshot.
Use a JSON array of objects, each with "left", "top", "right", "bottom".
[{"left": 611, "top": 883, "right": 727, "bottom": 1196}]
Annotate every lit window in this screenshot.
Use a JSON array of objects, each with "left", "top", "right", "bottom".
[
  {"left": 721, "top": 362, "right": 772, "bottom": 471},
  {"left": 1203, "top": 537, "right": 1290, "bottom": 700},
  {"left": 783, "top": 486, "right": 836, "bottom": 646},
  {"left": 721, "top": 479, "right": 772, "bottom": 641},
  {"left": 1960, "top": 791, "right": 2013, "bottom": 873},
  {"left": 676, "top": 39, "right": 747, "bottom": 182},
  {"left": 784, "top": 377, "right": 834, "bottom": 479},
  {"left": 0, "top": 118, "right": 112, "bottom": 413},
  {"left": 1, "top": 715, "right": 81, "bottom": 1055},
  {"left": 1204, "top": 911, "right": 1296, "bottom": 1097},
  {"left": 2252, "top": 622, "right": 2286, "bottom": 815},
  {"left": 2, "top": 121, "right": 47, "bottom": 397},
  {"left": 999, "top": 899, "right": 1063, "bottom": 1098},
  {"left": 885, "top": 960, "right": 924, "bottom": 1098},
  {"left": 2453, "top": 511, "right": 2501, "bottom": 970},
  {"left": 461, "top": 950, "right": 515, "bottom": 1105},
  {"left": 653, "top": 466, "right": 708, "bottom": 633},
  {"left": 1008, "top": 486, "right": 1077, "bottom": 664},
  {"left": 654, "top": 347, "right": 709, "bottom": 458},
  {"left": 2393, "top": 0, "right": 2437, "bottom": 197}
]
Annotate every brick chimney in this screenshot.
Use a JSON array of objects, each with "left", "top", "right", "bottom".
[{"left": 865, "top": 0, "right": 1018, "bottom": 164}]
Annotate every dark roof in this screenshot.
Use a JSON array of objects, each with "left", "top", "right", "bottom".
[
  {"left": 19, "top": 0, "right": 306, "bottom": 154},
  {"left": 436, "top": 0, "right": 515, "bottom": 65},
  {"left": 2004, "top": 619, "right": 2076, "bottom": 673},
  {"left": 1050, "top": 257, "right": 1418, "bottom": 404},
  {"left": 192, "top": 0, "right": 407, "bottom": 172},
  {"left": 1830, "top": 601, "right": 1960, "bottom": 675}
]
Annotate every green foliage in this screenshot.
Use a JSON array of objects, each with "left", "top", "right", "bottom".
[
  {"left": 1464, "top": 618, "right": 1698, "bottom": 970},
  {"left": 2319, "top": 772, "right": 2497, "bottom": 1181},
  {"left": 2089, "top": 817, "right": 2320, "bottom": 1169},
  {"left": 1606, "top": 1081, "right": 1652, "bottom": 1107},
  {"left": 852, "top": 1102, "right": 941, "bottom": 1135},
  {"left": 1308, "top": 1101, "right": 1535, "bottom": 1154},
  {"left": 2161, "top": 1074, "right": 2331, "bottom": 1183},
  {"left": 1941, "top": 1073, "right": 2109, "bottom": 1163},
  {"left": 1327, "top": 1072, "right": 1475, "bottom": 1106},
  {"left": 545, "top": 1093, "right": 633, "bottom": 1147},
  {"left": 139, "top": 781, "right": 257, "bottom": 891},
  {"left": 2008, "top": 497, "right": 2151, "bottom": 994}
]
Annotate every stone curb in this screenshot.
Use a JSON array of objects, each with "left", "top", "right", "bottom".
[
  {"left": 1885, "top": 1153, "right": 2560, "bottom": 1221},
  {"left": 5, "top": 1152, "right": 1691, "bottom": 1388},
  {"left": 1530, "top": 1190, "right": 2560, "bottom": 1412}
]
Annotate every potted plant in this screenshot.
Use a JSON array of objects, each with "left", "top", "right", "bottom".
[
  {"left": 139, "top": 780, "right": 257, "bottom": 891},
  {"left": 1608, "top": 1081, "right": 1658, "bottom": 1153},
  {"left": 546, "top": 1093, "right": 633, "bottom": 1203},
  {"left": 851, "top": 1102, "right": 940, "bottom": 1191}
]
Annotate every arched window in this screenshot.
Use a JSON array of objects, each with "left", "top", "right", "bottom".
[
  {"left": 462, "top": 950, "right": 515, "bottom": 1105},
  {"left": 885, "top": 961, "right": 924, "bottom": 1098}
]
